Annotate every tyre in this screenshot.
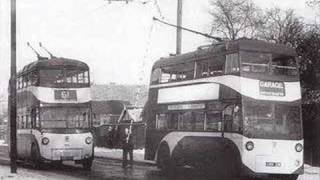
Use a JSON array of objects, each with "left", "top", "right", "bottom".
[
  {"left": 203, "top": 146, "right": 241, "bottom": 180},
  {"left": 82, "top": 158, "right": 93, "bottom": 170},
  {"left": 51, "top": 160, "right": 62, "bottom": 167},
  {"left": 157, "top": 145, "right": 175, "bottom": 175},
  {"left": 282, "top": 175, "right": 299, "bottom": 180},
  {"left": 269, "top": 174, "right": 299, "bottom": 180},
  {"left": 31, "top": 144, "right": 42, "bottom": 169}
]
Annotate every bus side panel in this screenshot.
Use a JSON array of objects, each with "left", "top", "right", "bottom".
[
  {"left": 17, "top": 129, "right": 33, "bottom": 159},
  {"left": 17, "top": 131, "right": 24, "bottom": 159},
  {"left": 143, "top": 89, "right": 159, "bottom": 160},
  {"left": 145, "top": 129, "right": 171, "bottom": 160},
  {"left": 303, "top": 103, "right": 319, "bottom": 166},
  {"left": 17, "top": 90, "right": 39, "bottom": 108}
]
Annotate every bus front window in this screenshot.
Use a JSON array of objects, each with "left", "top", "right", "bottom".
[
  {"left": 40, "top": 107, "right": 90, "bottom": 129},
  {"left": 243, "top": 101, "right": 302, "bottom": 140}
]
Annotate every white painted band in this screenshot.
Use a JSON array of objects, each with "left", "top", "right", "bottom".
[
  {"left": 151, "top": 75, "right": 301, "bottom": 102},
  {"left": 18, "top": 86, "right": 91, "bottom": 104}
]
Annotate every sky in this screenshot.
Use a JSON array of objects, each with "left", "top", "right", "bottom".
[{"left": 0, "top": 0, "right": 318, "bottom": 94}]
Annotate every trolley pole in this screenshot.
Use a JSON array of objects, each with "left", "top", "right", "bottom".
[
  {"left": 9, "top": 0, "right": 17, "bottom": 173},
  {"left": 176, "top": 0, "right": 182, "bottom": 55}
]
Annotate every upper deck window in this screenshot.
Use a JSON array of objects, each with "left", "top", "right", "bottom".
[
  {"left": 240, "top": 51, "right": 298, "bottom": 76},
  {"left": 195, "top": 56, "right": 224, "bottom": 78},
  {"left": 151, "top": 56, "right": 224, "bottom": 85},
  {"left": 225, "top": 53, "right": 239, "bottom": 74},
  {"left": 39, "top": 69, "right": 89, "bottom": 88},
  {"left": 156, "top": 62, "right": 194, "bottom": 84},
  {"left": 271, "top": 56, "right": 298, "bottom": 76}
]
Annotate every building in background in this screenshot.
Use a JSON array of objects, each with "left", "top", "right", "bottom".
[
  {"left": 117, "top": 107, "right": 145, "bottom": 149},
  {"left": 92, "top": 101, "right": 146, "bottom": 149},
  {"left": 91, "top": 83, "right": 148, "bottom": 107},
  {"left": 91, "top": 100, "right": 130, "bottom": 127}
]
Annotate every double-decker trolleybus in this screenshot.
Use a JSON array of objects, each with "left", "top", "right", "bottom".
[
  {"left": 143, "top": 39, "right": 303, "bottom": 179},
  {"left": 16, "top": 56, "right": 94, "bottom": 169}
]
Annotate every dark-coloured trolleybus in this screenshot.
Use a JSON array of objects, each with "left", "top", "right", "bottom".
[{"left": 143, "top": 39, "right": 303, "bottom": 179}]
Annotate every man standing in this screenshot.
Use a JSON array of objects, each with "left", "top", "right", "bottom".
[{"left": 122, "top": 127, "right": 133, "bottom": 168}]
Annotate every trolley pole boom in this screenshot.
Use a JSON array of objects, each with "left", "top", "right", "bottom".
[
  {"left": 9, "top": 0, "right": 17, "bottom": 173},
  {"left": 153, "top": 17, "right": 222, "bottom": 42}
]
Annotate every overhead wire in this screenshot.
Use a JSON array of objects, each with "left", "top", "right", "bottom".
[
  {"left": 134, "top": 19, "right": 155, "bottom": 107},
  {"left": 71, "top": 3, "right": 108, "bottom": 23},
  {"left": 70, "top": 0, "right": 152, "bottom": 26},
  {"left": 153, "top": 0, "right": 166, "bottom": 20}
]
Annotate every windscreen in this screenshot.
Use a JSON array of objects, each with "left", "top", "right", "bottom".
[
  {"left": 243, "top": 101, "right": 302, "bottom": 140},
  {"left": 40, "top": 106, "right": 90, "bottom": 129}
]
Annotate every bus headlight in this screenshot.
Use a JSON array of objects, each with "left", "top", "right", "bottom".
[
  {"left": 295, "top": 143, "right": 303, "bottom": 152},
  {"left": 85, "top": 137, "right": 92, "bottom": 144},
  {"left": 42, "top": 137, "right": 50, "bottom": 145},
  {"left": 245, "top": 141, "right": 254, "bottom": 151}
]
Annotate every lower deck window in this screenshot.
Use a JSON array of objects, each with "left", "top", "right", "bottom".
[
  {"left": 179, "top": 112, "right": 194, "bottom": 130},
  {"left": 156, "top": 111, "right": 222, "bottom": 131},
  {"left": 206, "top": 111, "right": 222, "bottom": 131},
  {"left": 156, "top": 114, "right": 178, "bottom": 129},
  {"left": 156, "top": 114, "right": 168, "bottom": 129}
]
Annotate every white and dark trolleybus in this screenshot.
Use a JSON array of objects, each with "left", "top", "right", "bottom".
[
  {"left": 143, "top": 39, "right": 303, "bottom": 179},
  {"left": 16, "top": 55, "right": 94, "bottom": 170}
]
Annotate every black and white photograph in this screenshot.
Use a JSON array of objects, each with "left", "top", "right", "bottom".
[{"left": 0, "top": 0, "right": 320, "bottom": 179}]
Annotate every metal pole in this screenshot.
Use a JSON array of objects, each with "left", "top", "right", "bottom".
[
  {"left": 9, "top": 0, "right": 17, "bottom": 173},
  {"left": 176, "top": 0, "right": 182, "bottom": 55}
]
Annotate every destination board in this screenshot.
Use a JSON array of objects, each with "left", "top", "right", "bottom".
[
  {"left": 168, "top": 103, "right": 205, "bottom": 110},
  {"left": 259, "top": 80, "right": 285, "bottom": 96}
]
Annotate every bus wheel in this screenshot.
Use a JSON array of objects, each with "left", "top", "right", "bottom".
[
  {"left": 82, "top": 158, "right": 93, "bottom": 170},
  {"left": 157, "top": 145, "right": 175, "bottom": 175},
  {"left": 31, "top": 144, "right": 42, "bottom": 169}
]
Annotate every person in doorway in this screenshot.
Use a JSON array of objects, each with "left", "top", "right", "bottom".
[
  {"left": 122, "top": 127, "right": 134, "bottom": 168},
  {"left": 233, "top": 105, "right": 243, "bottom": 132},
  {"left": 106, "top": 126, "right": 113, "bottom": 148}
]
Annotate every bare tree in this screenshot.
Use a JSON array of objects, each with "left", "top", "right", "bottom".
[
  {"left": 307, "top": 0, "right": 320, "bottom": 7},
  {"left": 258, "top": 8, "right": 304, "bottom": 47},
  {"left": 209, "top": 0, "right": 263, "bottom": 40}
]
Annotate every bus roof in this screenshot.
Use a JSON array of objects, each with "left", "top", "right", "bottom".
[
  {"left": 18, "top": 57, "right": 89, "bottom": 76},
  {"left": 152, "top": 39, "right": 297, "bottom": 69}
]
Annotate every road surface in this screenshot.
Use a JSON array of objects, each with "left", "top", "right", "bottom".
[
  {"left": 0, "top": 146, "right": 316, "bottom": 180},
  {"left": 0, "top": 157, "right": 270, "bottom": 180}
]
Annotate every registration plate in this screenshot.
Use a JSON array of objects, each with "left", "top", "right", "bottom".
[
  {"left": 266, "top": 162, "right": 281, "bottom": 167},
  {"left": 61, "top": 156, "right": 73, "bottom": 160},
  {"left": 63, "top": 151, "right": 72, "bottom": 157}
]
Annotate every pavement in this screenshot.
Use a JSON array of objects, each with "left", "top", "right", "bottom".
[{"left": 94, "top": 147, "right": 155, "bottom": 166}]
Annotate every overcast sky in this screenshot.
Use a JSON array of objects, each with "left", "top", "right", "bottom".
[{"left": 0, "top": 0, "right": 318, "bottom": 94}]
